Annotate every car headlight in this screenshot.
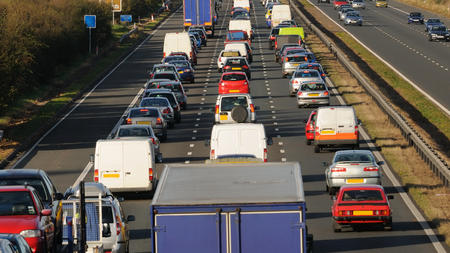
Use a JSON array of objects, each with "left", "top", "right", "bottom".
[{"left": 20, "top": 229, "right": 42, "bottom": 238}]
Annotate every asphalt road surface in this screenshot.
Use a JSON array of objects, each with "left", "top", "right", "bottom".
[{"left": 12, "top": 0, "right": 449, "bottom": 252}]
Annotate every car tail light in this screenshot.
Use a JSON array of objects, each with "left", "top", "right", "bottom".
[
  {"left": 219, "top": 57, "right": 222, "bottom": 62},
  {"left": 126, "top": 118, "right": 132, "bottom": 124},
  {"left": 150, "top": 137, "right": 156, "bottom": 145},
  {"left": 116, "top": 215, "right": 122, "bottom": 235},
  {"left": 321, "top": 73, "right": 326, "bottom": 77},
  {"left": 210, "top": 149, "right": 215, "bottom": 159},
  {"left": 190, "top": 52, "right": 193, "bottom": 59},
  {"left": 292, "top": 80, "right": 299, "bottom": 84},
  {"left": 156, "top": 118, "right": 163, "bottom": 125},
  {"left": 331, "top": 167, "right": 346, "bottom": 172},
  {"left": 163, "top": 52, "right": 166, "bottom": 57},
  {"left": 149, "top": 168, "right": 153, "bottom": 181},
  {"left": 324, "top": 91, "right": 329, "bottom": 96},
  {"left": 215, "top": 105, "right": 219, "bottom": 114},
  {"left": 224, "top": 66, "right": 231, "bottom": 70},
  {"left": 275, "top": 41, "right": 277, "bottom": 48},
  {"left": 297, "top": 91, "right": 302, "bottom": 96},
  {"left": 263, "top": 148, "right": 268, "bottom": 162},
  {"left": 250, "top": 104, "right": 255, "bottom": 112},
  {"left": 94, "top": 169, "right": 99, "bottom": 182},
  {"left": 338, "top": 210, "right": 353, "bottom": 216},
  {"left": 364, "top": 166, "right": 379, "bottom": 172},
  {"left": 163, "top": 108, "right": 170, "bottom": 114},
  {"left": 242, "top": 65, "right": 249, "bottom": 69}
]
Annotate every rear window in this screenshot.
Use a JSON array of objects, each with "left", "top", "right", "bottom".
[
  {"left": 102, "top": 206, "right": 114, "bottom": 224},
  {"left": 118, "top": 127, "right": 150, "bottom": 137},
  {"left": 220, "top": 96, "right": 248, "bottom": 111},
  {"left": 129, "top": 108, "right": 159, "bottom": 118},
  {"left": 287, "top": 56, "right": 307, "bottom": 63},
  {"left": 227, "top": 32, "right": 246, "bottom": 40},
  {"left": 294, "top": 71, "right": 319, "bottom": 78},
  {"left": 172, "top": 61, "right": 189, "bottom": 68},
  {"left": 0, "top": 179, "right": 50, "bottom": 202},
  {"left": 153, "top": 73, "right": 176, "bottom": 80},
  {"left": 154, "top": 66, "right": 174, "bottom": 73},
  {"left": 222, "top": 74, "right": 246, "bottom": 81},
  {"left": 164, "top": 56, "right": 185, "bottom": 62},
  {"left": 158, "top": 83, "right": 181, "bottom": 92},
  {"left": 141, "top": 98, "right": 169, "bottom": 107},
  {"left": 286, "top": 49, "right": 306, "bottom": 55},
  {"left": 334, "top": 153, "right": 375, "bottom": 163},
  {"left": 341, "top": 190, "right": 383, "bottom": 201},
  {"left": 0, "top": 191, "right": 36, "bottom": 215},
  {"left": 148, "top": 93, "right": 176, "bottom": 105},
  {"left": 223, "top": 51, "right": 240, "bottom": 57},
  {"left": 299, "top": 64, "right": 320, "bottom": 71},
  {"left": 300, "top": 82, "right": 326, "bottom": 91}
]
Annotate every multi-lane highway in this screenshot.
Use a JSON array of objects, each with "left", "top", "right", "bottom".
[
  {"left": 10, "top": 0, "right": 449, "bottom": 252},
  {"left": 310, "top": 0, "right": 450, "bottom": 112}
]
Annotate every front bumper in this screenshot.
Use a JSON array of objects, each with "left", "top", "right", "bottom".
[{"left": 334, "top": 215, "right": 391, "bottom": 223}]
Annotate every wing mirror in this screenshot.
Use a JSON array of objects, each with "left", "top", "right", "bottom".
[
  {"left": 53, "top": 193, "right": 63, "bottom": 201},
  {"left": 387, "top": 195, "right": 394, "bottom": 200},
  {"left": 377, "top": 161, "right": 385, "bottom": 166}
]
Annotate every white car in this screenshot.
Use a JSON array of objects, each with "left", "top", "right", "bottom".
[
  {"left": 214, "top": 93, "right": 258, "bottom": 123},
  {"left": 217, "top": 50, "right": 241, "bottom": 72},
  {"left": 351, "top": 0, "right": 365, "bottom": 9},
  {"left": 289, "top": 69, "right": 322, "bottom": 96}
]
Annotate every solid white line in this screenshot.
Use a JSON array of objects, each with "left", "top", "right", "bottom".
[{"left": 307, "top": 0, "right": 449, "bottom": 116}]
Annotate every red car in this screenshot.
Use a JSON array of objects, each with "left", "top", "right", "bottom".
[
  {"left": 218, "top": 72, "right": 250, "bottom": 94},
  {"left": 304, "top": 110, "right": 317, "bottom": 145},
  {"left": 331, "top": 184, "right": 393, "bottom": 232},
  {"left": 0, "top": 186, "right": 54, "bottom": 253},
  {"left": 334, "top": 0, "right": 349, "bottom": 9},
  {"left": 225, "top": 30, "right": 251, "bottom": 46}
]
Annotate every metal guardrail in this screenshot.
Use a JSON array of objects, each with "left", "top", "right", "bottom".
[{"left": 289, "top": 0, "right": 450, "bottom": 187}]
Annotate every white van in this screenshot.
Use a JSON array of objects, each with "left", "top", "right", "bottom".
[
  {"left": 163, "top": 32, "right": 193, "bottom": 60},
  {"left": 234, "top": 0, "right": 250, "bottom": 11},
  {"left": 229, "top": 20, "right": 253, "bottom": 39},
  {"left": 271, "top": 5, "right": 292, "bottom": 27},
  {"left": 209, "top": 123, "right": 272, "bottom": 162},
  {"left": 313, "top": 106, "right": 360, "bottom": 153},
  {"left": 224, "top": 43, "right": 248, "bottom": 60},
  {"left": 94, "top": 139, "right": 156, "bottom": 192}
]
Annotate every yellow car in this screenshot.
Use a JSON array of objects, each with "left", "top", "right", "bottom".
[
  {"left": 265, "top": 9, "right": 272, "bottom": 20},
  {"left": 376, "top": 0, "right": 388, "bottom": 7}
]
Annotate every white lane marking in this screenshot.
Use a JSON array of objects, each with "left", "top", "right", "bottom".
[
  {"left": 192, "top": 136, "right": 196, "bottom": 140},
  {"left": 189, "top": 144, "right": 195, "bottom": 148},
  {"left": 278, "top": 142, "right": 283, "bottom": 146},
  {"left": 193, "top": 130, "right": 197, "bottom": 133},
  {"left": 280, "top": 149, "right": 285, "bottom": 154},
  {"left": 185, "top": 160, "right": 190, "bottom": 164},
  {"left": 195, "top": 124, "right": 199, "bottom": 127},
  {"left": 281, "top": 157, "right": 287, "bottom": 162}
]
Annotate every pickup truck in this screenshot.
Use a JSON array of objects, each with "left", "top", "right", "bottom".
[{"left": 150, "top": 162, "right": 313, "bottom": 253}]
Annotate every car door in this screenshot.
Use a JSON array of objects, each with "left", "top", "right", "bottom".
[{"left": 32, "top": 190, "right": 54, "bottom": 250}]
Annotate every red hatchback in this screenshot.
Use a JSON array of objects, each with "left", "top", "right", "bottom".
[
  {"left": 0, "top": 186, "right": 54, "bottom": 253},
  {"left": 331, "top": 184, "right": 393, "bottom": 232},
  {"left": 304, "top": 110, "right": 317, "bottom": 145},
  {"left": 218, "top": 72, "right": 249, "bottom": 94}
]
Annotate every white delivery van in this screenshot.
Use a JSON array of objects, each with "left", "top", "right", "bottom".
[
  {"left": 224, "top": 43, "right": 248, "bottom": 60},
  {"left": 163, "top": 32, "right": 193, "bottom": 60},
  {"left": 271, "top": 5, "right": 292, "bottom": 28},
  {"left": 234, "top": 0, "right": 250, "bottom": 11},
  {"left": 94, "top": 139, "right": 156, "bottom": 192},
  {"left": 313, "top": 106, "right": 360, "bottom": 153},
  {"left": 209, "top": 123, "right": 272, "bottom": 162},
  {"left": 229, "top": 20, "right": 253, "bottom": 39}
]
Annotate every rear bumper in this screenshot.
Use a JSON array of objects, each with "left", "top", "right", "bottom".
[
  {"left": 298, "top": 97, "right": 329, "bottom": 105},
  {"left": 334, "top": 215, "right": 391, "bottom": 223},
  {"left": 109, "top": 184, "right": 153, "bottom": 192},
  {"left": 314, "top": 139, "right": 358, "bottom": 145}
]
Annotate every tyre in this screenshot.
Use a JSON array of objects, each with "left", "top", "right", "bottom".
[
  {"left": 428, "top": 36, "right": 433, "bottom": 41},
  {"left": 191, "top": 78, "right": 195, "bottom": 83},
  {"left": 333, "top": 221, "right": 341, "bottom": 232},
  {"left": 306, "top": 139, "right": 311, "bottom": 145},
  {"left": 314, "top": 145, "right": 321, "bottom": 153},
  {"left": 329, "top": 187, "right": 336, "bottom": 195}
]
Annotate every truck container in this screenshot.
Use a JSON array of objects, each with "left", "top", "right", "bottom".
[
  {"left": 150, "top": 162, "right": 313, "bottom": 253},
  {"left": 183, "top": 0, "right": 215, "bottom": 36}
]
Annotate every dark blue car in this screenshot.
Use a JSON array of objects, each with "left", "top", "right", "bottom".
[
  {"left": 424, "top": 18, "right": 443, "bottom": 31},
  {"left": 408, "top": 12, "right": 424, "bottom": 24},
  {"left": 172, "top": 60, "right": 195, "bottom": 83}
]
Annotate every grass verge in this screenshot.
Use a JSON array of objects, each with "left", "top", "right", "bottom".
[{"left": 395, "top": 0, "right": 450, "bottom": 19}]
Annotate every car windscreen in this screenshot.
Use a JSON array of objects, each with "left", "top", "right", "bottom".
[
  {"left": 300, "top": 82, "right": 326, "bottom": 91},
  {"left": 153, "top": 73, "right": 176, "bottom": 80},
  {"left": 287, "top": 56, "right": 307, "bottom": 62},
  {"left": 428, "top": 19, "right": 440, "bottom": 23},
  {"left": 227, "top": 32, "right": 246, "bottom": 40},
  {"left": 334, "top": 153, "right": 375, "bottom": 163},
  {"left": 294, "top": 71, "right": 319, "bottom": 77},
  {"left": 141, "top": 98, "right": 169, "bottom": 107},
  {"left": 118, "top": 127, "right": 149, "bottom": 137},
  {"left": 223, "top": 51, "right": 240, "bottom": 57},
  {"left": 432, "top": 26, "right": 447, "bottom": 31},
  {"left": 285, "top": 49, "right": 306, "bottom": 55},
  {"left": 0, "top": 179, "right": 50, "bottom": 202},
  {"left": 341, "top": 190, "right": 383, "bottom": 201},
  {"left": 172, "top": 61, "right": 190, "bottom": 68},
  {"left": 222, "top": 74, "right": 246, "bottom": 81},
  {"left": 220, "top": 96, "right": 248, "bottom": 111},
  {"left": 0, "top": 191, "right": 36, "bottom": 215},
  {"left": 148, "top": 93, "right": 177, "bottom": 106},
  {"left": 347, "top": 12, "right": 359, "bottom": 17},
  {"left": 129, "top": 108, "right": 159, "bottom": 118}
]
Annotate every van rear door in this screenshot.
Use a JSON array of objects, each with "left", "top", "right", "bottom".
[
  {"left": 336, "top": 108, "right": 355, "bottom": 134},
  {"left": 98, "top": 142, "right": 125, "bottom": 189},
  {"left": 318, "top": 108, "right": 337, "bottom": 136},
  {"left": 216, "top": 129, "right": 240, "bottom": 157},
  {"left": 239, "top": 128, "right": 262, "bottom": 158},
  {"left": 123, "top": 141, "right": 151, "bottom": 189}
]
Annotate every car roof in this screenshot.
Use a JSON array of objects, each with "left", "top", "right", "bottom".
[
  {"left": 145, "top": 88, "right": 173, "bottom": 93},
  {"left": 217, "top": 93, "right": 251, "bottom": 98},
  {"left": 118, "top": 124, "right": 151, "bottom": 129},
  {"left": 286, "top": 53, "right": 307, "bottom": 57},
  {"left": 154, "top": 64, "right": 175, "bottom": 68},
  {"left": 0, "top": 169, "right": 43, "bottom": 178},
  {"left": 340, "top": 184, "right": 385, "bottom": 191},
  {"left": 154, "top": 71, "right": 176, "bottom": 75}
]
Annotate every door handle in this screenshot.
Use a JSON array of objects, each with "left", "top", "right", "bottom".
[
  {"left": 338, "top": 125, "right": 344, "bottom": 127},
  {"left": 125, "top": 172, "right": 131, "bottom": 175}
]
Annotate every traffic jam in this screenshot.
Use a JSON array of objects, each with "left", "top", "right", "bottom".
[{"left": 0, "top": 0, "right": 404, "bottom": 252}]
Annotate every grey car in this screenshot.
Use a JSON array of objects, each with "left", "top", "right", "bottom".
[
  {"left": 339, "top": 7, "right": 355, "bottom": 21},
  {"left": 155, "top": 81, "right": 188, "bottom": 110},
  {"left": 282, "top": 53, "right": 308, "bottom": 78},
  {"left": 289, "top": 69, "right": 322, "bottom": 95},
  {"left": 324, "top": 150, "right": 384, "bottom": 195},
  {"left": 344, "top": 11, "right": 362, "bottom": 26},
  {"left": 125, "top": 107, "right": 167, "bottom": 140},
  {"left": 351, "top": 0, "right": 365, "bottom": 9},
  {"left": 113, "top": 125, "right": 162, "bottom": 160},
  {"left": 140, "top": 97, "right": 175, "bottom": 128},
  {"left": 296, "top": 80, "right": 330, "bottom": 107}
]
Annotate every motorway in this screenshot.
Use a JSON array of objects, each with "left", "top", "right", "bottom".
[
  {"left": 311, "top": 0, "right": 450, "bottom": 111},
  {"left": 10, "top": 0, "right": 450, "bottom": 252}
]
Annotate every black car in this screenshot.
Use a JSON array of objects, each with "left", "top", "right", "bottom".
[
  {"left": 223, "top": 57, "right": 251, "bottom": 80},
  {"left": 0, "top": 169, "right": 64, "bottom": 246},
  {"left": 428, "top": 25, "right": 450, "bottom": 41},
  {"left": 0, "top": 234, "right": 32, "bottom": 253},
  {"left": 408, "top": 12, "right": 424, "bottom": 24}
]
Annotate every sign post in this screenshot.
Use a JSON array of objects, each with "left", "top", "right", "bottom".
[{"left": 84, "top": 15, "right": 96, "bottom": 54}]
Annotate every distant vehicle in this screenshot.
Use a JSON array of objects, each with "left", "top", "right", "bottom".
[
  {"left": 125, "top": 107, "right": 168, "bottom": 140},
  {"left": 171, "top": 60, "right": 195, "bottom": 83},
  {"left": 428, "top": 25, "right": 450, "bottom": 41},
  {"left": 223, "top": 57, "right": 251, "bottom": 80},
  {"left": 94, "top": 139, "right": 157, "bottom": 192},
  {"left": 280, "top": 47, "right": 307, "bottom": 63},
  {"left": 0, "top": 185, "right": 54, "bottom": 253},
  {"left": 296, "top": 62, "right": 327, "bottom": 80},
  {"left": 282, "top": 53, "right": 309, "bottom": 78},
  {"left": 339, "top": 7, "right": 355, "bottom": 21},
  {"left": 153, "top": 81, "right": 188, "bottom": 110},
  {"left": 148, "top": 64, "right": 179, "bottom": 80},
  {"left": 214, "top": 93, "right": 258, "bottom": 123},
  {"left": 408, "top": 12, "right": 424, "bottom": 24},
  {"left": 161, "top": 55, "right": 187, "bottom": 64},
  {"left": 229, "top": 20, "right": 254, "bottom": 39},
  {"left": 289, "top": 69, "right": 322, "bottom": 95},
  {"left": 268, "top": 27, "right": 281, "bottom": 49},
  {"left": 163, "top": 33, "right": 196, "bottom": 64},
  {"left": 139, "top": 97, "right": 175, "bottom": 128},
  {"left": 271, "top": 5, "right": 291, "bottom": 27},
  {"left": 375, "top": 0, "right": 388, "bottom": 7},
  {"left": 225, "top": 42, "right": 252, "bottom": 62},
  {"left": 276, "top": 43, "right": 303, "bottom": 62},
  {"left": 344, "top": 11, "right": 363, "bottom": 26},
  {"left": 183, "top": 0, "right": 215, "bottom": 36},
  {"left": 232, "top": 10, "right": 250, "bottom": 20},
  {"left": 188, "top": 31, "right": 202, "bottom": 49},
  {"left": 274, "top": 35, "right": 301, "bottom": 53},
  {"left": 152, "top": 71, "right": 181, "bottom": 83},
  {"left": 218, "top": 72, "right": 250, "bottom": 94},
  {"left": 424, "top": 18, "right": 442, "bottom": 31},
  {"left": 351, "top": 0, "right": 365, "bottom": 9},
  {"left": 225, "top": 30, "right": 251, "bottom": 46},
  {"left": 324, "top": 150, "right": 384, "bottom": 195},
  {"left": 144, "top": 79, "right": 171, "bottom": 90},
  {"left": 188, "top": 26, "right": 207, "bottom": 45},
  {"left": 0, "top": 234, "right": 32, "bottom": 253},
  {"left": 332, "top": 184, "right": 393, "bottom": 232},
  {"left": 279, "top": 19, "right": 297, "bottom": 27},
  {"left": 113, "top": 125, "right": 162, "bottom": 160},
  {"left": 217, "top": 50, "right": 241, "bottom": 71},
  {"left": 304, "top": 110, "right": 317, "bottom": 145},
  {"left": 334, "top": 0, "right": 350, "bottom": 9},
  {"left": 296, "top": 80, "right": 330, "bottom": 107},
  {"left": 233, "top": 0, "right": 251, "bottom": 12}
]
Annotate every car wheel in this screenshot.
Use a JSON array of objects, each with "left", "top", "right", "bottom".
[
  {"left": 428, "top": 36, "right": 433, "bottom": 41},
  {"left": 333, "top": 221, "right": 341, "bottom": 232},
  {"left": 191, "top": 78, "right": 195, "bottom": 83},
  {"left": 329, "top": 187, "right": 336, "bottom": 195},
  {"left": 306, "top": 139, "right": 311, "bottom": 145},
  {"left": 314, "top": 145, "right": 321, "bottom": 153}
]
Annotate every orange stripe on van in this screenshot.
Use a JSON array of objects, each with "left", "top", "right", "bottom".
[{"left": 315, "top": 133, "right": 358, "bottom": 141}]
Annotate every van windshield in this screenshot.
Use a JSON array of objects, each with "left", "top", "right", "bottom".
[{"left": 220, "top": 96, "right": 248, "bottom": 111}]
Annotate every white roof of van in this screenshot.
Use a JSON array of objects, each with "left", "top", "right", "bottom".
[{"left": 152, "top": 162, "right": 305, "bottom": 205}]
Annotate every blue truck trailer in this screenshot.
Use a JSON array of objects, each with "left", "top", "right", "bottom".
[
  {"left": 150, "top": 162, "right": 313, "bottom": 253},
  {"left": 183, "top": 0, "right": 216, "bottom": 36}
]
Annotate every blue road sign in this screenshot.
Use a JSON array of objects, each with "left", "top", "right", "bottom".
[
  {"left": 120, "top": 15, "right": 132, "bottom": 22},
  {"left": 84, "top": 15, "right": 96, "bottom": 29}
]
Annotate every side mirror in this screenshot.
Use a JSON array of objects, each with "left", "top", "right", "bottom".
[
  {"left": 127, "top": 215, "right": 136, "bottom": 222},
  {"left": 303, "top": 119, "right": 307, "bottom": 123},
  {"left": 41, "top": 209, "right": 52, "bottom": 216},
  {"left": 387, "top": 195, "right": 394, "bottom": 200},
  {"left": 267, "top": 137, "right": 273, "bottom": 146},
  {"left": 377, "top": 161, "right": 385, "bottom": 166},
  {"left": 254, "top": 106, "right": 260, "bottom": 110},
  {"left": 54, "top": 193, "right": 63, "bottom": 201},
  {"left": 89, "top": 154, "right": 94, "bottom": 163},
  {"left": 204, "top": 139, "right": 211, "bottom": 147}
]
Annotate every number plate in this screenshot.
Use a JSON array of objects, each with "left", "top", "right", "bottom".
[
  {"left": 292, "top": 63, "right": 299, "bottom": 66},
  {"left": 320, "top": 130, "right": 335, "bottom": 134},
  {"left": 178, "top": 71, "right": 183, "bottom": 73},
  {"left": 220, "top": 115, "right": 228, "bottom": 120},
  {"left": 231, "top": 67, "right": 242, "bottom": 70},
  {"left": 137, "top": 121, "right": 150, "bottom": 125},
  {"left": 353, "top": 210, "right": 373, "bottom": 216},
  {"left": 308, "top": 93, "right": 319, "bottom": 96},
  {"left": 103, "top": 173, "right": 120, "bottom": 178},
  {"left": 347, "top": 178, "right": 364, "bottom": 183},
  {"left": 229, "top": 89, "right": 240, "bottom": 92}
]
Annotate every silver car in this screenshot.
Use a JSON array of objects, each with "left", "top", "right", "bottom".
[
  {"left": 296, "top": 80, "right": 330, "bottom": 107},
  {"left": 214, "top": 94, "right": 258, "bottom": 123},
  {"left": 351, "top": 0, "right": 365, "bottom": 9},
  {"left": 113, "top": 125, "right": 162, "bottom": 161},
  {"left": 325, "top": 150, "right": 384, "bottom": 195},
  {"left": 140, "top": 97, "right": 175, "bottom": 128},
  {"left": 289, "top": 69, "right": 322, "bottom": 95},
  {"left": 339, "top": 8, "right": 355, "bottom": 21},
  {"left": 65, "top": 182, "right": 135, "bottom": 253},
  {"left": 344, "top": 11, "right": 363, "bottom": 26},
  {"left": 282, "top": 53, "right": 308, "bottom": 78},
  {"left": 125, "top": 107, "right": 168, "bottom": 141}
]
